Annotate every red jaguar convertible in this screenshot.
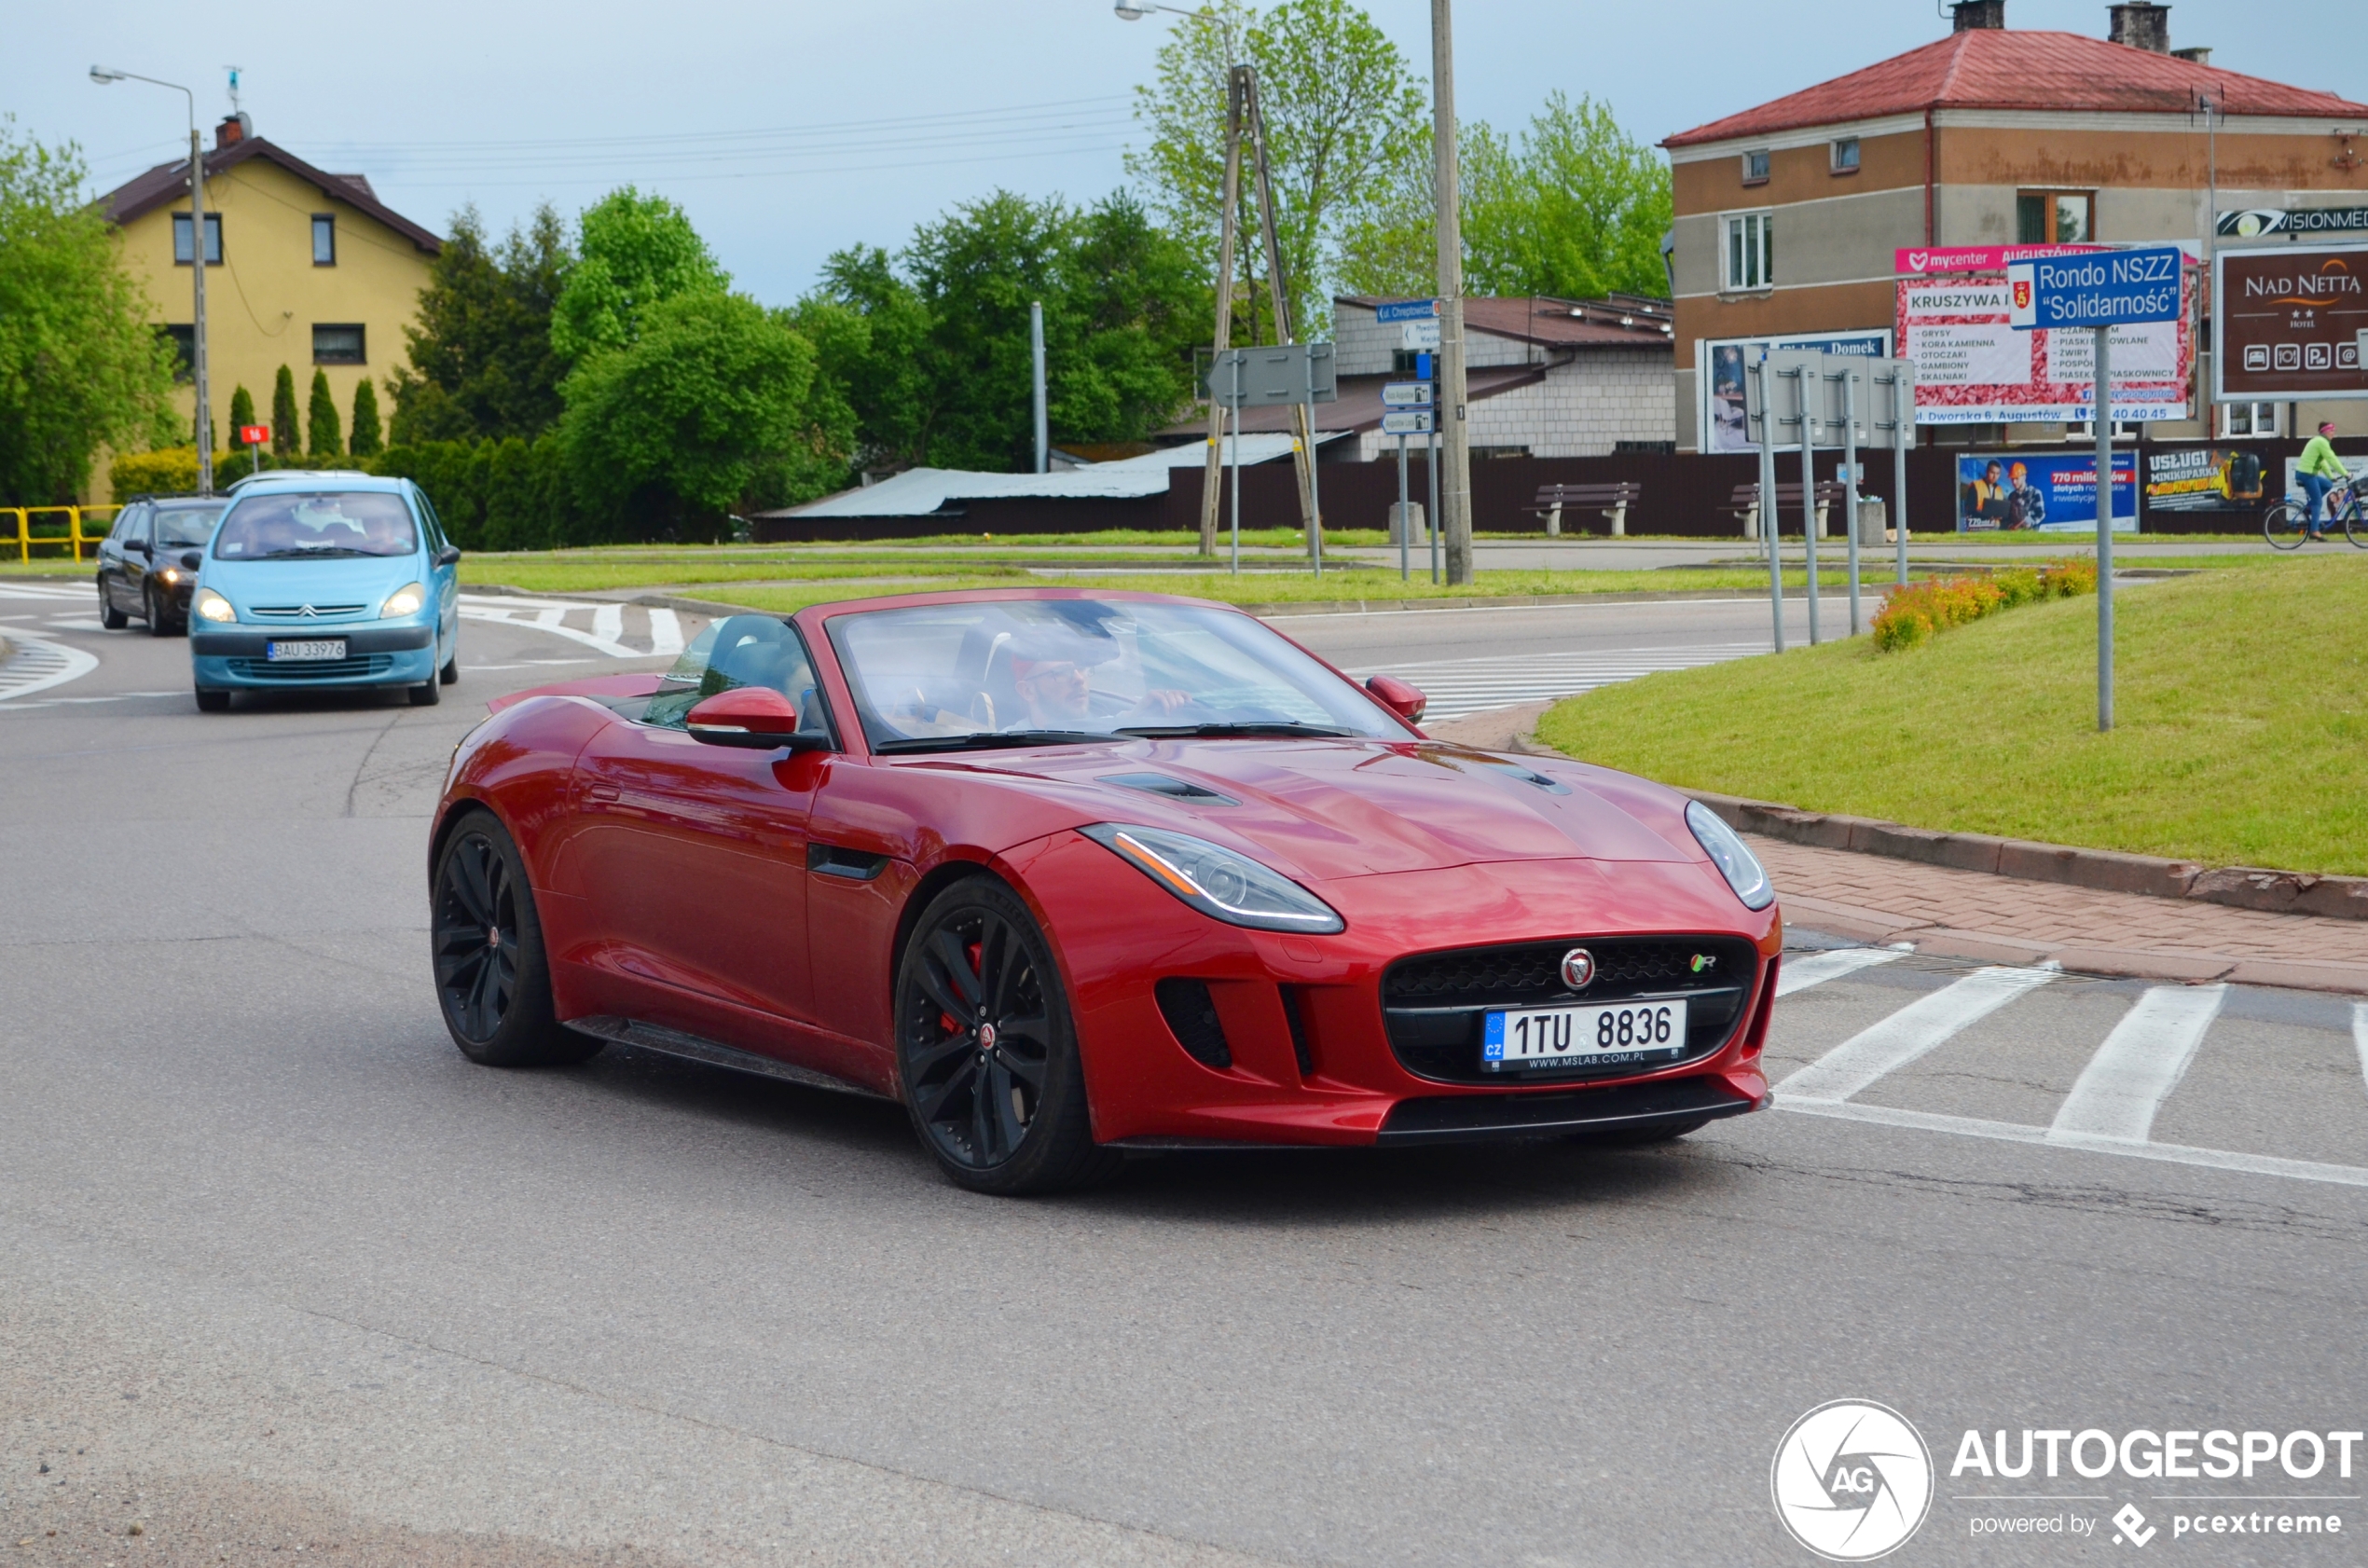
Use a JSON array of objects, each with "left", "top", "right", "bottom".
[{"left": 429, "top": 588, "right": 1781, "bottom": 1192}]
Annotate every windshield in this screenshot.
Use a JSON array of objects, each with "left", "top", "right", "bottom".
[
  {"left": 213, "top": 491, "right": 418, "bottom": 560},
  {"left": 826, "top": 598, "right": 1408, "bottom": 752},
  {"left": 153, "top": 503, "right": 227, "bottom": 549}
]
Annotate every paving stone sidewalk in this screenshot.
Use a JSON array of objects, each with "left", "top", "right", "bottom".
[{"left": 1420, "top": 702, "right": 2368, "bottom": 997}]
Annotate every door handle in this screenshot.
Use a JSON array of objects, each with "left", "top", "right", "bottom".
[{"left": 585, "top": 783, "right": 621, "bottom": 804}]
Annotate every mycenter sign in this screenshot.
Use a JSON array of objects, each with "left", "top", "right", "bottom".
[{"left": 2006, "top": 247, "right": 2183, "bottom": 330}]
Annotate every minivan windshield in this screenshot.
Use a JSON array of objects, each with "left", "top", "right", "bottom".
[
  {"left": 154, "top": 503, "right": 226, "bottom": 549},
  {"left": 213, "top": 491, "right": 418, "bottom": 560},
  {"left": 826, "top": 598, "right": 1408, "bottom": 752}
]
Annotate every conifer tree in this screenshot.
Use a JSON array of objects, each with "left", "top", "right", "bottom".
[
  {"left": 227, "top": 384, "right": 255, "bottom": 433},
  {"left": 349, "top": 378, "right": 382, "bottom": 456},
  {"left": 270, "top": 366, "right": 299, "bottom": 456},
  {"left": 308, "top": 369, "right": 342, "bottom": 456}
]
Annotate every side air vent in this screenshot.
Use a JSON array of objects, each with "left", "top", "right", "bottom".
[
  {"left": 1154, "top": 978, "right": 1232, "bottom": 1069},
  {"left": 1100, "top": 772, "right": 1239, "bottom": 806},
  {"left": 1279, "top": 985, "right": 1314, "bottom": 1076}
]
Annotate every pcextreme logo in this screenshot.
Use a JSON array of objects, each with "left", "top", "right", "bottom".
[{"left": 1772, "top": 1400, "right": 1935, "bottom": 1561}]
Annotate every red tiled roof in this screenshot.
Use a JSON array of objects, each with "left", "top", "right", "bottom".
[
  {"left": 99, "top": 137, "right": 441, "bottom": 254},
  {"left": 1664, "top": 29, "right": 2368, "bottom": 148}
]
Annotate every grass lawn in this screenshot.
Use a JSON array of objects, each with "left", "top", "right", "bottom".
[{"left": 1535, "top": 554, "right": 2368, "bottom": 874}]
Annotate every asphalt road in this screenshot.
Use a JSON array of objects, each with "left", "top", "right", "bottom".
[{"left": 3, "top": 587, "right": 2364, "bottom": 1568}]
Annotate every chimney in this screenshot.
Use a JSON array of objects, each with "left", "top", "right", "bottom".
[
  {"left": 1951, "top": 0, "right": 2005, "bottom": 29},
  {"left": 2171, "top": 45, "right": 2210, "bottom": 64},
  {"left": 2108, "top": 3, "right": 2170, "bottom": 52},
  {"left": 213, "top": 112, "right": 252, "bottom": 148}
]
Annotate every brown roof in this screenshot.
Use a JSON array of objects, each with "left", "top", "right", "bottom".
[
  {"left": 1664, "top": 29, "right": 2368, "bottom": 148},
  {"left": 100, "top": 137, "right": 441, "bottom": 254},
  {"left": 1337, "top": 294, "right": 1674, "bottom": 350}
]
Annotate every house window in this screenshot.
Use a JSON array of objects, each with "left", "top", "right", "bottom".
[
  {"left": 2221, "top": 401, "right": 2279, "bottom": 436},
  {"left": 1830, "top": 137, "right": 1860, "bottom": 173},
  {"left": 311, "top": 214, "right": 337, "bottom": 266},
  {"left": 1742, "top": 149, "right": 1769, "bottom": 185},
  {"left": 158, "top": 324, "right": 196, "bottom": 382},
  {"left": 172, "top": 212, "right": 223, "bottom": 265},
  {"left": 1724, "top": 211, "right": 1773, "bottom": 291},
  {"left": 2017, "top": 191, "right": 2093, "bottom": 243},
  {"left": 312, "top": 323, "right": 366, "bottom": 364}
]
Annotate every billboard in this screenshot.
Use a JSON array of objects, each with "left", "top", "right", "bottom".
[
  {"left": 2144, "top": 447, "right": 2267, "bottom": 513},
  {"left": 1699, "top": 331, "right": 1891, "bottom": 454},
  {"left": 1899, "top": 263, "right": 2196, "bottom": 424},
  {"left": 2216, "top": 206, "right": 2368, "bottom": 240},
  {"left": 2212, "top": 242, "right": 2368, "bottom": 402},
  {"left": 1956, "top": 451, "right": 2137, "bottom": 532}
]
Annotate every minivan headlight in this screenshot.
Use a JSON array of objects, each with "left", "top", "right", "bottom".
[
  {"left": 1081, "top": 823, "right": 1343, "bottom": 933},
  {"left": 194, "top": 588, "right": 235, "bottom": 623},
  {"left": 379, "top": 582, "right": 426, "bottom": 619},
  {"left": 1686, "top": 799, "right": 1774, "bottom": 910}
]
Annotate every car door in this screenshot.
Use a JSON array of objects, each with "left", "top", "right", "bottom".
[
  {"left": 99, "top": 504, "right": 148, "bottom": 613},
  {"left": 411, "top": 488, "right": 460, "bottom": 662},
  {"left": 568, "top": 615, "right": 827, "bottom": 1054}
]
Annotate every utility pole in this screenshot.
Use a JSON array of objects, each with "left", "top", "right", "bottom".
[
  {"left": 1030, "top": 300, "right": 1048, "bottom": 475},
  {"left": 1237, "top": 69, "right": 1321, "bottom": 554},
  {"left": 1197, "top": 71, "right": 1246, "bottom": 557},
  {"left": 1431, "top": 0, "right": 1471, "bottom": 584},
  {"left": 91, "top": 67, "right": 211, "bottom": 494}
]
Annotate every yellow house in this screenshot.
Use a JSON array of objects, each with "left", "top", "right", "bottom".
[{"left": 100, "top": 114, "right": 441, "bottom": 461}]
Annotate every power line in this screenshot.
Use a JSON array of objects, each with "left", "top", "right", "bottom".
[{"left": 378, "top": 140, "right": 1135, "bottom": 193}]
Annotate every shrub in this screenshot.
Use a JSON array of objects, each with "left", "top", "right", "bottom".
[
  {"left": 350, "top": 378, "right": 383, "bottom": 456},
  {"left": 227, "top": 384, "right": 255, "bottom": 435},
  {"left": 108, "top": 446, "right": 260, "bottom": 500},
  {"left": 1872, "top": 557, "right": 2096, "bottom": 652},
  {"left": 270, "top": 366, "right": 299, "bottom": 457},
  {"left": 307, "top": 370, "right": 342, "bottom": 456}
]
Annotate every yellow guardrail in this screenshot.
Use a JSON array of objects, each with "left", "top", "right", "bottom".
[{"left": 4, "top": 505, "right": 118, "bottom": 564}]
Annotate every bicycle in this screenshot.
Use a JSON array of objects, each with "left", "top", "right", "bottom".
[{"left": 2264, "top": 478, "right": 2366, "bottom": 550}]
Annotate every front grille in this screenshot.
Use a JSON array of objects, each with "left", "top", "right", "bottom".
[
  {"left": 1382, "top": 935, "right": 1759, "bottom": 1086},
  {"left": 226, "top": 653, "right": 395, "bottom": 681},
  {"left": 250, "top": 603, "right": 370, "bottom": 620}
]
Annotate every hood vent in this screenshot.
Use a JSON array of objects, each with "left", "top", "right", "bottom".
[{"left": 1098, "top": 772, "right": 1239, "bottom": 806}]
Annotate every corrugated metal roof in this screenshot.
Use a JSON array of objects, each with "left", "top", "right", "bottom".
[
  {"left": 771, "top": 434, "right": 1336, "bottom": 519},
  {"left": 1664, "top": 29, "right": 2368, "bottom": 148}
]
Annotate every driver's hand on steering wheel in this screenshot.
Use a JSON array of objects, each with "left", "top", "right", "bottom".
[{"left": 1137, "top": 688, "right": 1191, "bottom": 715}]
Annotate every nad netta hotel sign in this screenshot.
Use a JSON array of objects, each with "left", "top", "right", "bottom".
[{"left": 2213, "top": 242, "right": 2368, "bottom": 403}]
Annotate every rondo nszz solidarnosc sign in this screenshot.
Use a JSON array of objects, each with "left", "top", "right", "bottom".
[{"left": 2006, "top": 246, "right": 2182, "bottom": 330}]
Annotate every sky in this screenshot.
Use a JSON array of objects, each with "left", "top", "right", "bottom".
[{"left": 10, "top": 0, "right": 2365, "bottom": 309}]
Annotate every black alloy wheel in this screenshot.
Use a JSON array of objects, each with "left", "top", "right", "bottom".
[
  {"left": 431, "top": 810, "right": 600, "bottom": 1067},
  {"left": 145, "top": 585, "right": 172, "bottom": 637},
  {"left": 894, "top": 878, "right": 1116, "bottom": 1194},
  {"left": 99, "top": 579, "right": 128, "bottom": 630}
]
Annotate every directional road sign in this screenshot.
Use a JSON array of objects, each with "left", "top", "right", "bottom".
[
  {"left": 1380, "top": 409, "right": 1434, "bottom": 435},
  {"left": 2007, "top": 246, "right": 2182, "bottom": 330},
  {"left": 1375, "top": 298, "right": 1438, "bottom": 323},
  {"left": 1381, "top": 381, "right": 1433, "bottom": 407}
]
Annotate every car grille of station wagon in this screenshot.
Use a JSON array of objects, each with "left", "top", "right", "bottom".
[
  {"left": 1380, "top": 935, "right": 1760, "bottom": 1085},
  {"left": 225, "top": 654, "right": 395, "bottom": 681}
]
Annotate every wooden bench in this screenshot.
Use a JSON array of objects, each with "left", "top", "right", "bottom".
[
  {"left": 1529, "top": 482, "right": 1642, "bottom": 538},
  {"left": 1728, "top": 481, "right": 1852, "bottom": 541}
]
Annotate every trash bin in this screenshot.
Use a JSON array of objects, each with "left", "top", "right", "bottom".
[
  {"left": 1856, "top": 496, "right": 1887, "bottom": 547},
  {"left": 1388, "top": 502, "right": 1425, "bottom": 547}
]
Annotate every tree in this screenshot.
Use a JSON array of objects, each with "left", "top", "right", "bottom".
[
  {"left": 270, "top": 366, "right": 299, "bottom": 457},
  {"left": 557, "top": 290, "right": 817, "bottom": 539},
  {"left": 388, "top": 203, "right": 572, "bottom": 445},
  {"left": 1126, "top": 0, "right": 1424, "bottom": 338},
  {"left": 806, "top": 247, "right": 936, "bottom": 474},
  {"left": 1338, "top": 93, "right": 1673, "bottom": 302},
  {"left": 307, "top": 369, "right": 342, "bottom": 456},
  {"left": 0, "top": 119, "right": 179, "bottom": 502},
  {"left": 550, "top": 188, "right": 727, "bottom": 363},
  {"left": 349, "top": 378, "right": 382, "bottom": 456},
  {"left": 227, "top": 383, "right": 255, "bottom": 434}
]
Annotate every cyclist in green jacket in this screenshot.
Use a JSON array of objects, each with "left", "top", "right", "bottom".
[{"left": 2298, "top": 421, "right": 2348, "bottom": 541}]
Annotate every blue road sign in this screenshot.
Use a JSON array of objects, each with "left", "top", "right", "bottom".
[
  {"left": 1376, "top": 298, "right": 1439, "bottom": 323},
  {"left": 2007, "top": 246, "right": 2182, "bottom": 330}
]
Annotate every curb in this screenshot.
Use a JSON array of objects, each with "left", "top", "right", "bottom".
[{"left": 1685, "top": 789, "right": 2368, "bottom": 923}]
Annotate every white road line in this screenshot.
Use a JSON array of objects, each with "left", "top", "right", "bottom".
[
  {"left": 1778, "top": 1097, "right": 2368, "bottom": 1190},
  {"left": 2048, "top": 984, "right": 2228, "bottom": 1145},
  {"left": 455, "top": 601, "right": 640, "bottom": 658},
  {"left": 1777, "top": 944, "right": 1913, "bottom": 998},
  {"left": 1775, "top": 963, "right": 2059, "bottom": 1103},
  {"left": 2354, "top": 1003, "right": 2367, "bottom": 1103},
  {"left": 0, "top": 634, "right": 100, "bottom": 704},
  {"left": 0, "top": 583, "right": 94, "bottom": 601},
  {"left": 592, "top": 603, "right": 624, "bottom": 646},
  {"left": 646, "top": 606, "right": 684, "bottom": 657}
]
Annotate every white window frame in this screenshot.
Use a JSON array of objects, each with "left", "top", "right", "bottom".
[
  {"left": 1722, "top": 210, "right": 1774, "bottom": 293},
  {"left": 2218, "top": 401, "right": 2279, "bottom": 437},
  {"left": 1742, "top": 148, "right": 1769, "bottom": 186},
  {"left": 1831, "top": 136, "right": 1861, "bottom": 173}
]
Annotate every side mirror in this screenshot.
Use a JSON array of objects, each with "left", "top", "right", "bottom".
[
  {"left": 1365, "top": 673, "right": 1427, "bottom": 724},
  {"left": 685, "top": 686, "right": 832, "bottom": 750},
  {"left": 124, "top": 538, "right": 150, "bottom": 555},
  {"left": 434, "top": 543, "right": 461, "bottom": 568},
  {"left": 180, "top": 551, "right": 202, "bottom": 571}
]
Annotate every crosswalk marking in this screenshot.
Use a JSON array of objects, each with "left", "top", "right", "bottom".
[
  {"left": 0, "top": 634, "right": 99, "bottom": 704},
  {"left": 455, "top": 593, "right": 677, "bottom": 660},
  {"left": 1355, "top": 644, "right": 1764, "bottom": 722},
  {"left": 0, "top": 583, "right": 94, "bottom": 601},
  {"left": 1777, "top": 962, "right": 2059, "bottom": 1103},
  {"left": 2048, "top": 985, "right": 2228, "bottom": 1145},
  {"left": 647, "top": 607, "right": 684, "bottom": 658},
  {"left": 1777, "top": 945, "right": 1912, "bottom": 998}
]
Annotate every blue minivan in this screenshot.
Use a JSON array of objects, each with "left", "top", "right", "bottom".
[{"left": 188, "top": 472, "right": 461, "bottom": 712}]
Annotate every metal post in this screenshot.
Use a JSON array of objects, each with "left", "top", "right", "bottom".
[
  {"left": 1426, "top": 424, "right": 1440, "bottom": 585},
  {"left": 1893, "top": 374, "right": 1909, "bottom": 588},
  {"left": 1030, "top": 301, "right": 1047, "bottom": 475},
  {"left": 189, "top": 127, "right": 212, "bottom": 496},
  {"left": 1795, "top": 368, "right": 1822, "bottom": 646},
  {"left": 1397, "top": 432, "right": 1410, "bottom": 582},
  {"left": 2095, "top": 323, "right": 2114, "bottom": 732},
  {"left": 1432, "top": 0, "right": 1473, "bottom": 584},
  {"left": 1755, "top": 357, "right": 1784, "bottom": 654},
  {"left": 1842, "top": 367, "right": 1862, "bottom": 636},
  {"left": 1229, "top": 354, "right": 1242, "bottom": 576}
]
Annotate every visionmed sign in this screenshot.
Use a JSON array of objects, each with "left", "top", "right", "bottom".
[{"left": 2214, "top": 242, "right": 2368, "bottom": 402}]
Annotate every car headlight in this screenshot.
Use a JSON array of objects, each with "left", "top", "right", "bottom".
[
  {"left": 1686, "top": 799, "right": 1774, "bottom": 910},
  {"left": 1081, "top": 823, "right": 1344, "bottom": 933},
  {"left": 195, "top": 587, "right": 235, "bottom": 623},
  {"left": 379, "top": 582, "right": 427, "bottom": 619},
  {"left": 158, "top": 568, "right": 180, "bottom": 585}
]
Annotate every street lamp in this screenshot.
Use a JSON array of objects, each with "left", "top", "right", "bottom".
[{"left": 91, "top": 65, "right": 213, "bottom": 497}]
